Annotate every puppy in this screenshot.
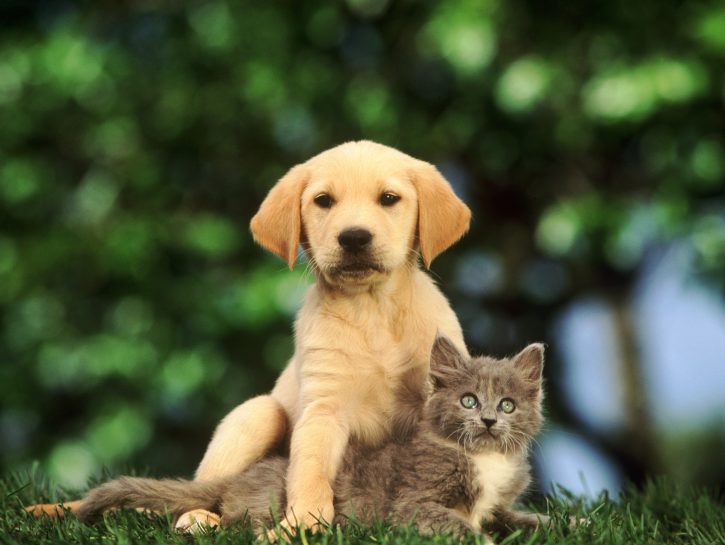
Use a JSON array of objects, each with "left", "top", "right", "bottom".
[{"left": 26, "top": 141, "right": 471, "bottom": 535}]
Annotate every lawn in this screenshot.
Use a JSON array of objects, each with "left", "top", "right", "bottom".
[{"left": 2, "top": 469, "right": 723, "bottom": 545}]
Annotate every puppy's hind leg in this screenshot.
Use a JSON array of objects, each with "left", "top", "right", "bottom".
[
  {"left": 195, "top": 395, "right": 289, "bottom": 481},
  {"left": 24, "top": 499, "right": 83, "bottom": 518}
]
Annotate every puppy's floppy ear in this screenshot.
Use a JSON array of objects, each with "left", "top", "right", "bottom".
[
  {"left": 513, "top": 343, "right": 545, "bottom": 382},
  {"left": 250, "top": 165, "right": 309, "bottom": 269},
  {"left": 430, "top": 334, "right": 468, "bottom": 389},
  {"left": 410, "top": 161, "right": 471, "bottom": 267}
]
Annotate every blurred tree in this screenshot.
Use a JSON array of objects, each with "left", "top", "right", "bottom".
[{"left": 0, "top": 0, "right": 723, "bottom": 492}]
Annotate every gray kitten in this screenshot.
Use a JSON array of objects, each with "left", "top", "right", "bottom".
[{"left": 78, "top": 336, "right": 547, "bottom": 538}]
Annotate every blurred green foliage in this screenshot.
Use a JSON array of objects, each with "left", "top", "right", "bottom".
[{"left": 0, "top": 0, "right": 724, "bottom": 490}]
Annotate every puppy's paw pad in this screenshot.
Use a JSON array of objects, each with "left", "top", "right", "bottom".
[
  {"left": 175, "top": 509, "right": 221, "bottom": 533},
  {"left": 265, "top": 518, "right": 295, "bottom": 543}
]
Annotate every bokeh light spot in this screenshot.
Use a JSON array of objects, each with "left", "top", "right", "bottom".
[
  {"left": 536, "top": 204, "right": 581, "bottom": 256},
  {"left": 537, "top": 428, "right": 623, "bottom": 498},
  {"left": 495, "top": 56, "right": 554, "bottom": 113},
  {"left": 690, "top": 139, "right": 724, "bottom": 186},
  {"left": 188, "top": 2, "right": 236, "bottom": 51},
  {"left": 0, "top": 237, "right": 17, "bottom": 275},
  {"left": 39, "top": 27, "right": 106, "bottom": 98},
  {"left": 345, "top": 74, "right": 394, "bottom": 131},
  {"left": 583, "top": 58, "right": 706, "bottom": 123},
  {"left": 0, "top": 159, "right": 41, "bottom": 204},
  {"left": 181, "top": 214, "right": 240, "bottom": 259},
  {"left": 691, "top": 215, "right": 725, "bottom": 269},
  {"left": 0, "top": 60, "right": 23, "bottom": 104},
  {"left": 455, "top": 251, "right": 503, "bottom": 296},
  {"left": 36, "top": 335, "right": 157, "bottom": 389},
  {"left": 422, "top": 1, "right": 497, "bottom": 75},
  {"left": 109, "top": 297, "right": 154, "bottom": 337},
  {"left": 694, "top": 6, "right": 725, "bottom": 53},
  {"left": 47, "top": 441, "right": 97, "bottom": 489},
  {"left": 306, "top": 6, "right": 344, "bottom": 47},
  {"left": 66, "top": 169, "right": 118, "bottom": 225},
  {"left": 86, "top": 406, "right": 152, "bottom": 464}
]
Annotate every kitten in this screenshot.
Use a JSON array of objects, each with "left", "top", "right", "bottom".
[{"left": 78, "top": 336, "right": 547, "bottom": 538}]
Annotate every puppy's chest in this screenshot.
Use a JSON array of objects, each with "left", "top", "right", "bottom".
[
  {"left": 350, "top": 340, "right": 425, "bottom": 420},
  {"left": 466, "top": 452, "right": 520, "bottom": 530},
  {"left": 317, "top": 303, "right": 429, "bottom": 380},
  {"left": 330, "top": 335, "right": 428, "bottom": 443},
  {"left": 304, "top": 294, "right": 433, "bottom": 441}
]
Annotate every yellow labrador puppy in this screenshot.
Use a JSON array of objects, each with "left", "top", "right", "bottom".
[
  {"left": 187, "top": 141, "right": 471, "bottom": 534},
  {"left": 26, "top": 141, "right": 471, "bottom": 534}
]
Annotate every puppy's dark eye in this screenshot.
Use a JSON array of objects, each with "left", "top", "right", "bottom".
[
  {"left": 314, "top": 193, "right": 333, "bottom": 208},
  {"left": 379, "top": 192, "right": 401, "bottom": 207}
]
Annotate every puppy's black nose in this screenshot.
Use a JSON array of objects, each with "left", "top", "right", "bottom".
[
  {"left": 482, "top": 418, "right": 497, "bottom": 429},
  {"left": 338, "top": 228, "right": 372, "bottom": 252}
]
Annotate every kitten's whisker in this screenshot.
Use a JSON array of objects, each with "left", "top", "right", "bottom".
[
  {"left": 506, "top": 434, "right": 519, "bottom": 454},
  {"left": 509, "top": 430, "right": 535, "bottom": 452},
  {"left": 445, "top": 423, "right": 467, "bottom": 445},
  {"left": 502, "top": 434, "right": 511, "bottom": 455},
  {"left": 445, "top": 423, "right": 469, "bottom": 468}
]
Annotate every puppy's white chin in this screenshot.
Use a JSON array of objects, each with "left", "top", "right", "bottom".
[
  {"left": 329, "top": 269, "right": 384, "bottom": 282},
  {"left": 320, "top": 266, "right": 389, "bottom": 289},
  {"left": 336, "top": 269, "right": 378, "bottom": 279}
]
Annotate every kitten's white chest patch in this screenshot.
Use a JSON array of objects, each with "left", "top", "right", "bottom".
[{"left": 468, "top": 451, "right": 518, "bottom": 531}]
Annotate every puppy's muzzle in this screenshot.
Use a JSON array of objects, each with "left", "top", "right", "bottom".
[{"left": 338, "top": 228, "right": 373, "bottom": 253}]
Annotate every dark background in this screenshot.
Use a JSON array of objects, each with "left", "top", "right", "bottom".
[{"left": 1, "top": 0, "right": 724, "bottom": 497}]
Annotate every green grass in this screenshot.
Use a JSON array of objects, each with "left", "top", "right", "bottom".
[{"left": 2, "top": 470, "right": 724, "bottom": 545}]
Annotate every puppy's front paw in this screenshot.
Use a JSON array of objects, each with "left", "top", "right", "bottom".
[
  {"left": 265, "top": 503, "right": 333, "bottom": 542},
  {"left": 265, "top": 516, "right": 295, "bottom": 543},
  {"left": 174, "top": 509, "right": 221, "bottom": 534}
]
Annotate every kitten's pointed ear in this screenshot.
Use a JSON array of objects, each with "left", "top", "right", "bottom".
[
  {"left": 430, "top": 334, "right": 467, "bottom": 389},
  {"left": 513, "top": 343, "right": 545, "bottom": 382}
]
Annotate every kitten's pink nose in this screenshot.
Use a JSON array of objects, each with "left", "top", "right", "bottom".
[{"left": 482, "top": 418, "right": 496, "bottom": 429}]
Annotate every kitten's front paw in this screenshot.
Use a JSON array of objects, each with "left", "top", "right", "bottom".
[{"left": 174, "top": 509, "right": 221, "bottom": 534}]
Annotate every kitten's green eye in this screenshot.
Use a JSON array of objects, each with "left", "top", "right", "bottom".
[
  {"left": 460, "top": 394, "right": 478, "bottom": 409},
  {"left": 499, "top": 399, "right": 516, "bottom": 413}
]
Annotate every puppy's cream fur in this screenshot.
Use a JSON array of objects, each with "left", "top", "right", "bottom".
[{"left": 193, "top": 141, "right": 471, "bottom": 532}]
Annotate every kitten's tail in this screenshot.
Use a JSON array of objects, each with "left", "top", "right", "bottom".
[{"left": 77, "top": 476, "right": 224, "bottom": 522}]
